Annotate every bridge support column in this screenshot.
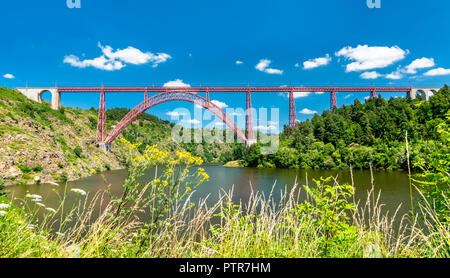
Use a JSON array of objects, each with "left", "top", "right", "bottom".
[
  {"left": 289, "top": 90, "right": 297, "bottom": 127},
  {"left": 370, "top": 90, "right": 376, "bottom": 99},
  {"left": 330, "top": 90, "right": 337, "bottom": 111},
  {"left": 408, "top": 89, "right": 417, "bottom": 99},
  {"left": 96, "top": 89, "right": 107, "bottom": 144},
  {"left": 246, "top": 90, "right": 256, "bottom": 146},
  {"left": 425, "top": 90, "right": 431, "bottom": 101},
  {"left": 51, "top": 90, "right": 61, "bottom": 110}
]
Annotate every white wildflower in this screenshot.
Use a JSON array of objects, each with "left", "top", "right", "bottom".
[
  {"left": 26, "top": 194, "right": 42, "bottom": 199},
  {"left": 46, "top": 207, "right": 56, "bottom": 213},
  {"left": 36, "top": 203, "right": 46, "bottom": 208},
  {"left": 0, "top": 204, "right": 10, "bottom": 209},
  {"left": 55, "top": 232, "right": 65, "bottom": 237},
  {"left": 0, "top": 211, "right": 7, "bottom": 216},
  {"left": 26, "top": 225, "right": 36, "bottom": 230},
  {"left": 26, "top": 194, "right": 43, "bottom": 202},
  {"left": 71, "top": 188, "right": 87, "bottom": 196}
]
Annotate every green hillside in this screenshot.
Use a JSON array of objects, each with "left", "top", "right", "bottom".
[
  {"left": 0, "top": 88, "right": 238, "bottom": 185},
  {"left": 0, "top": 88, "right": 179, "bottom": 185},
  {"left": 244, "top": 85, "right": 450, "bottom": 171}
]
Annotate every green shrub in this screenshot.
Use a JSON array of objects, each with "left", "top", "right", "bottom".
[
  {"left": 18, "top": 165, "right": 32, "bottom": 174},
  {"left": 32, "top": 165, "right": 43, "bottom": 172},
  {"left": 0, "top": 178, "right": 7, "bottom": 197},
  {"left": 295, "top": 177, "right": 357, "bottom": 257},
  {"left": 59, "top": 172, "right": 68, "bottom": 182},
  {"left": 88, "top": 117, "right": 97, "bottom": 130},
  {"left": 73, "top": 146, "right": 83, "bottom": 158}
]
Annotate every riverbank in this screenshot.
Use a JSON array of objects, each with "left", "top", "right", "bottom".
[{"left": 223, "top": 160, "right": 244, "bottom": 168}]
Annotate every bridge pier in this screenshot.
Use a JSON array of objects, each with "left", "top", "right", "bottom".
[
  {"left": 245, "top": 90, "right": 256, "bottom": 146},
  {"left": 330, "top": 90, "right": 337, "bottom": 111},
  {"left": 96, "top": 89, "right": 107, "bottom": 143},
  {"left": 16, "top": 88, "right": 61, "bottom": 110},
  {"left": 289, "top": 91, "right": 297, "bottom": 127}
]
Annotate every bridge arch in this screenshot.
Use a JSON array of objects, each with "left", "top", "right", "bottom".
[
  {"left": 429, "top": 89, "right": 438, "bottom": 98},
  {"left": 38, "top": 89, "right": 53, "bottom": 104},
  {"left": 416, "top": 89, "right": 428, "bottom": 100},
  {"left": 104, "top": 91, "right": 248, "bottom": 145}
]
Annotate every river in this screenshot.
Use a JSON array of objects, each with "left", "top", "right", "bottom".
[{"left": 7, "top": 165, "right": 417, "bottom": 226}]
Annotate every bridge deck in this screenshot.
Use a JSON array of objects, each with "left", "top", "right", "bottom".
[{"left": 17, "top": 86, "right": 414, "bottom": 93}]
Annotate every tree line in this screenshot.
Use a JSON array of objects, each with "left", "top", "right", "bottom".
[{"left": 243, "top": 85, "right": 450, "bottom": 171}]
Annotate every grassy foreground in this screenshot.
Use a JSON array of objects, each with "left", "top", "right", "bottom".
[{"left": 0, "top": 138, "right": 448, "bottom": 258}]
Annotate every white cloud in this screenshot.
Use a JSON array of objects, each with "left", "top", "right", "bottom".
[
  {"left": 99, "top": 43, "right": 170, "bottom": 67},
  {"left": 211, "top": 100, "right": 228, "bottom": 109},
  {"left": 294, "top": 63, "right": 300, "bottom": 68},
  {"left": 163, "top": 79, "right": 191, "bottom": 87},
  {"left": 64, "top": 54, "right": 125, "bottom": 71},
  {"left": 3, "top": 73, "right": 14, "bottom": 79},
  {"left": 303, "top": 54, "right": 331, "bottom": 69},
  {"left": 255, "top": 125, "right": 277, "bottom": 131},
  {"left": 182, "top": 119, "right": 201, "bottom": 125},
  {"left": 256, "top": 59, "right": 270, "bottom": 71},
  {"left": 215, "top": 122, "right": 225, "bottom": 126},
  {"left": 293, "top": 92, "right": 312, "bottom": 98},
  {"left": 299, "top": 108, "right": 318, "bottom": 115},
  {"left": 229, "top": 112, "right": 242, "bottom": 116},
  {"left": 166, "top": 111, "right": 187, "bottom": 117},
  {"left": 360, "top": 71, "right": 382, "bottom": 79},
  {"left": 405, "top": 58, "right": 435, "bottom": 74},
  {"left": 424, "top": 67, "right": 450, "bottom": 76},
  {"left": 236, "top": 60, "right": 243, "bottom": 65},
  {"left": 344, "top": 94, "right": 353, "bottom": 99},
  {"left": 64, "top": 42, "right": 171, "bottom": 71},
  {"left": 264, "top": 68, "right": 283, "bottom": 75},
  {"left": 267, "top": 121, "right": 278, "bottom": 125},
  {"left": 279, "top": 91, "right": 324, "bottom": 98},
  {"left": 255, "top": 59, "right": 283, "bottom": 75},
  {"left": 336, "top": 45, "right": 408, "bottom": 72},
  {"left": 385, "top": 70, "right": 403, "bottom": 80}
]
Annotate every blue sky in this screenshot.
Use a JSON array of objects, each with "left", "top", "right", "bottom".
[{"left": 1, "top": 0, "right": 450, "bottom": 131}]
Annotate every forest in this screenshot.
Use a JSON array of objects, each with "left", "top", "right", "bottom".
[{"left": 242, "top": 85, "right": 450, "bottom": 171}]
